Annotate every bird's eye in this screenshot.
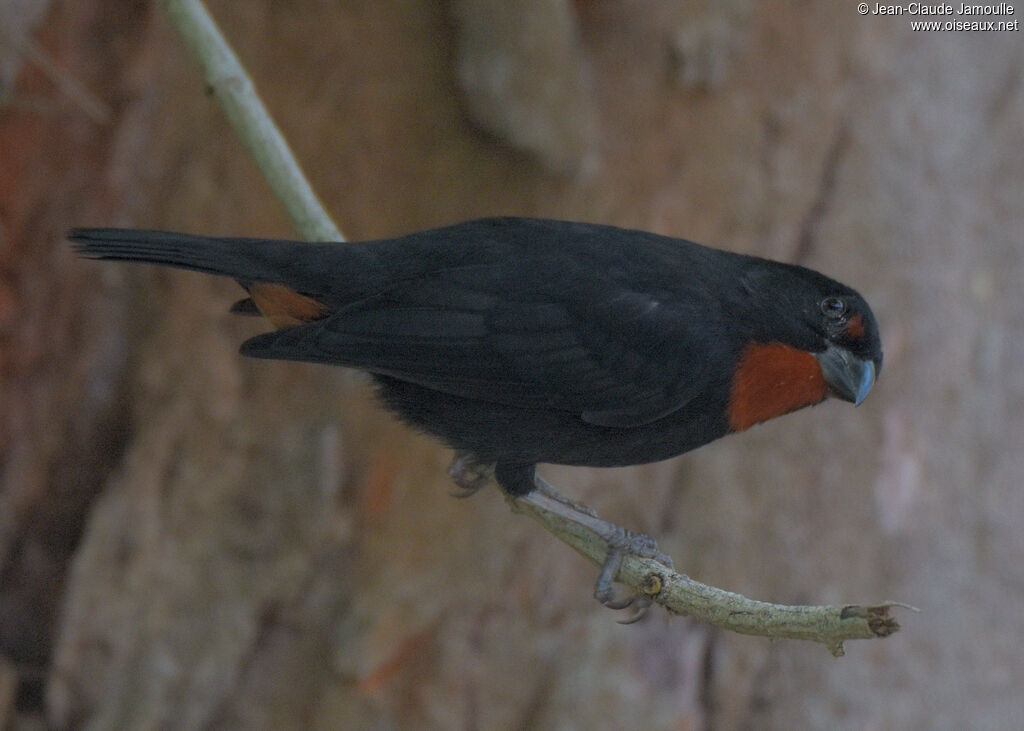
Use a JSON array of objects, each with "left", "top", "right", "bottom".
[{"left": 820, "top": 296, "right": 847, "bottom": 320}]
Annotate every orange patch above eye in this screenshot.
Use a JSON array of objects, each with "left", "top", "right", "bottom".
[
  {"left": 845, "top": 314, "right": 865, "bottom": 340},
  {"left": 248, "top": 282, "right": 330, "bottom": 329},
  {"left": 728, "top": 343, "right": 827, "bottom": 432}
]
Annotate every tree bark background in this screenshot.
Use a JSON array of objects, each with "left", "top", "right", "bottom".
[{"left": 1, "top": 1, "right": 1022, "bottom": 728}]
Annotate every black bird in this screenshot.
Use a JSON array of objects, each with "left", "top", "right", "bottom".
[{"left": 71, "top": 217, "right": 882, "bottom": 612}]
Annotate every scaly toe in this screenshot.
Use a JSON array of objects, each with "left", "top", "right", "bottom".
[
  {"left": 447, "top": 452, "right": 493, "bottom": 497},
  {"left": 617, "top": 597, "right": 653, "bottom": 624}
]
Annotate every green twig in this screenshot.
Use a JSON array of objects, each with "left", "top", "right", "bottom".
[
  {"left": 159, "top": 0, "right": 343, "bottom": 242},
  {"left": 514, "top": 495, "right": 906, "bottom": 656}
]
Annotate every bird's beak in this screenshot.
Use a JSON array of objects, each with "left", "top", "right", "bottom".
[{"left": 816, "top": 344, "right": 876, "bottom": 406}]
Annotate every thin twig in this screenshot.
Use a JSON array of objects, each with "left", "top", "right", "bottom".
[
  {"left": 159, "top": 0, "right": 344, "bottom": 243},
  {"left": 159, "top": 0, "right": 907, "bottom": 654},
  {"left": 513, "top": 494, "right": 906, "bottom": 656}
]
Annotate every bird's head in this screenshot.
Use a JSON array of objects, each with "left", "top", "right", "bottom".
[
  {"left": 808, "top": 291, "right": 882, "bottom": 406},
  {"left": 727, "top": 261, "right": 883, "bottom": 432}
]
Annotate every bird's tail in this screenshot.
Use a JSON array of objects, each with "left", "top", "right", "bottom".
[{"left": 68, "top": 228, "right": 302, "bottom": 283}]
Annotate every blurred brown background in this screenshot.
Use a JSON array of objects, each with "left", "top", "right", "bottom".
[{"left": 1, "top": 1, "right": 1022, "bottom": 728}]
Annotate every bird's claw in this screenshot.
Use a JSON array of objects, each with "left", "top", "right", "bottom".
[
  {"left": 451, "top": 466, "right": 672, "bottom": 622},
  {"left": 593, "top": 525, "right": 672, "bottom": 622},
  {"left": 447, "top": 452, "right": 493, "bottom": 497},
  {"left": 516, "top": 487, "right": 672, "bottom": 622}
]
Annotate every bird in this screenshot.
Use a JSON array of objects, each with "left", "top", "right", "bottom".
[{"left": 70, "top": 217, "right": 882, "bottom": 614}]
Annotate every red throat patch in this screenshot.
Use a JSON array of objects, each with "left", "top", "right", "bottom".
[
  {"left": 248, "top": 283, "right": 330, "bottom": 329},
  {"left": 727, "top": 343, "right": 828, "bottom": 432}
]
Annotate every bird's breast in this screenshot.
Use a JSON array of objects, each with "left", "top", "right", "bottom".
[{"left": 727, "top": 342, "right": 827, "bottom": 432}]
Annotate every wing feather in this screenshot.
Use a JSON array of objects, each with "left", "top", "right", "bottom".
[{"left": 241, "top": 250, "right": 719, "bottom": 427}]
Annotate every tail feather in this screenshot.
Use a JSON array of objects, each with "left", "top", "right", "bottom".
[
  {"left": 70, "top": 228, "right": 373, "bottom": 311},
  {"left": 67, "top": 227, "right": 335, "bottom": 286},
  {"left": 68, "top": 228, "right": 275, "bottom": 280}
]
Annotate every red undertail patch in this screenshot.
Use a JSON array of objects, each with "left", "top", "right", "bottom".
[
  {"left": 728, "top": 343, "right": 827, "bottom": 432},
  {"left": 248, "top": 283, "right": 330, "bottom": 329}
]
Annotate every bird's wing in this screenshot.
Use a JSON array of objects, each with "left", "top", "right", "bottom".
[{"left": 239, "top": 263, "right": 721, "bottom": 428}]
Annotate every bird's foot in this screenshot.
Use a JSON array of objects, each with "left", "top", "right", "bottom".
[
  {"left": 447, "top": 452, "right": 494, "bottom": 497},
  {"left": 593, "top": 525, "right": 673, "bottom": 623},
  {"left": 516, "top": 488, "right": 673, "bottom": 623}
]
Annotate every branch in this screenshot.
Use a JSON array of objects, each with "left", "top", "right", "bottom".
[
  {"left": 159, "top": 0, "right": 343, "bottom": 243},
  {"left": 160, "top": 0, "right": 908, "bottom": 655},
  {"left": 512, "top": 493, "right": 906, "bottom": 656}
]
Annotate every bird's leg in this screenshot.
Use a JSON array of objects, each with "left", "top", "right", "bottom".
[
  {"left": 517, "top": 481, "right": 674, "bottom": 622},
  {"left": 448, "top": 455, "right": 671, "bottom": 621},
  {"left": 530, "top": 473, "right": 598, "bottom": 518}
]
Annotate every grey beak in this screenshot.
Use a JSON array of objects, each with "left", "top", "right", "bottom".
[{"left": 816, "top": 344, "right": 876, "bottom": 405}]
